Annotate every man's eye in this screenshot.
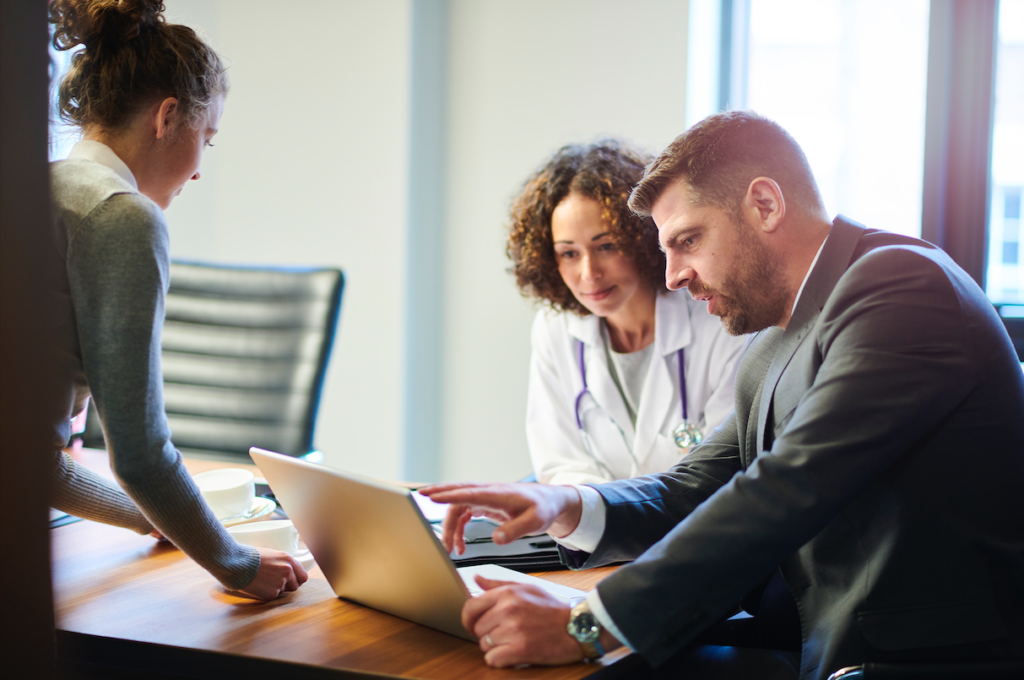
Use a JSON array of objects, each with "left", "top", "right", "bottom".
[{"left": 683, "top": 236, "right": 696, "bottom": 247}]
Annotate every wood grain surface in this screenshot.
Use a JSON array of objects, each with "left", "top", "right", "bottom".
[{"left": 54, "top": 450, "right": 634, "bottom": 679}]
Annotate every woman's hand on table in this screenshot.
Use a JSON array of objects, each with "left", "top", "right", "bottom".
[{"left": 240, "top": 548, "right": 308, "bottom": 600}]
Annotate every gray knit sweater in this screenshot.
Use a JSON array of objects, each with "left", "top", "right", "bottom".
[{"left": 49, "top": 157, "right": 260, "bottom": 591}]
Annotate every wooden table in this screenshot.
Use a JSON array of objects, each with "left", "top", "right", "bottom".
[{"left": 52, "top": 451, "right": 641, "bottom": 679}]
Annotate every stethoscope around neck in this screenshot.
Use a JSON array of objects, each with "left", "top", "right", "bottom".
[{"left": 573, "top": 340, "right": 704, "bottom": 464}]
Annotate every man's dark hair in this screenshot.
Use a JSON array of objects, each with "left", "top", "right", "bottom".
[{"left": 628, "top": 110, "right": 825, "bottom": 219}]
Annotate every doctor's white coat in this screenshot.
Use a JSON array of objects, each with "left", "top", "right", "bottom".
[{"left": 526, "top": 289, "right": 746, "bottom": 485}]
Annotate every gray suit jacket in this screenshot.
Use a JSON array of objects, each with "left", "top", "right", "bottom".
[{"left": 571, "top": 217, "right": 1024, "bottom": 679}]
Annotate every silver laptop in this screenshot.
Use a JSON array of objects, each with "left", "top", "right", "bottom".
[{"left": 248, "top": 447, "right": 584, "bottom": 641}]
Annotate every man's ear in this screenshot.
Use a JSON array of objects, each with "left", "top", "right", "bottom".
[
  {"left": 152, "top": 97, "right": 180, "bottom": 141},
  {"left": 742, "top": 177, "right": 786, "bottom": 233}
]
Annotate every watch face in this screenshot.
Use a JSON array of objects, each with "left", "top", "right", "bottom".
[{"left": 568, "top": 610, "right": 599, "bottom": 642}]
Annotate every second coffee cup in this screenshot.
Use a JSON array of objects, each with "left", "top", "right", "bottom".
[
  {"left": 193, "top": 468, "right": 255, "bottom": 520},
  {"left": 227, "top": 519, "right": 302, "bottom": 555}
]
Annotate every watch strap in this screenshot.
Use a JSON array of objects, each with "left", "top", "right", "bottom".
[
  {"left": 579, "top": 636, "right": 604, "bottom": 662},
  {"left": 568, "top": 602, "right": 605, "bottom": 661}
]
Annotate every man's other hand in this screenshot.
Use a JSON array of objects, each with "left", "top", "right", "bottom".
[
  {"left": 417, "top": 482, "right": 583, "bottom": 555},
  {"left": 464, "top": 575, "right": 583, "bottom": 667}
]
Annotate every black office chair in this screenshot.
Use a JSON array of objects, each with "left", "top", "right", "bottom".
[
  {"left": 829, "top": 660, "right": 1024, "bottom": 679},
  {"left": 82, "top": 261, "right": 344, "bottom": 462}
]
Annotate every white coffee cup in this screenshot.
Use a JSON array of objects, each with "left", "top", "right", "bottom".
[
  {"left": 193, "top": 468, "right": 255, "bottom": 520},
  {"left": 228, "top": 519, "right": 302, "bottom": 554}
]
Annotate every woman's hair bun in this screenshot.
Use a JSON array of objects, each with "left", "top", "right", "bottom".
[
  {"left": 51, "top": 0, "right": 226, "bottom": 131},
  {"left": 51, "top": 0, "right": 165, "bottom": 51}
]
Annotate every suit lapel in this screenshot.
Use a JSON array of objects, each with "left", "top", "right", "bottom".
[
  {"left": 737, "top": 327, "right": 784, "bottom": 468},
  {"left": 755, "top": 217, "right": 865, "bottom": 455}
]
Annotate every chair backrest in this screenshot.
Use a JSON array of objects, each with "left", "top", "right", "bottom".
[
  {"left": 82, "top": 261, "right": 344, "bottom": 461},
  {"left": 829, "top": 660, "right": 1024, "bottom": 679}
]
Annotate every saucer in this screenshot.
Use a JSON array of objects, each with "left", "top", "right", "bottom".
[{"left": 221, "top": 497, "right": 277, "bottom": 527}]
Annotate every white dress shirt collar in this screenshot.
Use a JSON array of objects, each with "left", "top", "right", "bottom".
[
  {"left": 790, "top": 234, "right": 829, "bottom": 319},
  {"left": 67, "top": 139, "right": 138, "bottom": 190}
]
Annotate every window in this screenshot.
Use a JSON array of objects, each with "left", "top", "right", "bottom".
[
  {"left": 744, "top": 0, "right": 930, "bottom": 238},
  {"left": 987, "top": 0, "right": 1024, "bottom": 304},
  {"left": 693, "top": 0, "right": 1020, "bottom": 304},
  {"left": 687, "top": 0, "right": 930, "bottom": 237}
]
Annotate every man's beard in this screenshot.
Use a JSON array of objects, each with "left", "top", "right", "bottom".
[{"left": 689, "top": 219, "right": 789, "bottom": 336}]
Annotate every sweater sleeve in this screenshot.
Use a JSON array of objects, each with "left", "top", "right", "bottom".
[
  {"left": 66, "top": 193, "right": 260, "bottom": 591},
  {"left": 51, "top": 450, "right": 154, "bottom": 535}
]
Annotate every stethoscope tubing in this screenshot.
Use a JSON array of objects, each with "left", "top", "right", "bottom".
[
  {"left": 574, "top": 339, "right": 589, "bottom": 429},
  {"left": 574, "top": 340, "right": 688, "bottom": 428}
]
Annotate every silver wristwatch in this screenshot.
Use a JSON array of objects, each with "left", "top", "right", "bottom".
[{"left": 566, "top": 601, "right": 604, "bottom": 661}]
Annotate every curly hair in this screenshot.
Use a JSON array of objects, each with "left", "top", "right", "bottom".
[
  {"left": 506, "top": 140, "right": 666, "bottom": 316},
  {"left": 50, "top": 0, "right": 228, "bottom": 132}
]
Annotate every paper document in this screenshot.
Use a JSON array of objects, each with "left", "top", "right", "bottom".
[{"left": 457, "top": 563, "right": 586, "bottom": 606}]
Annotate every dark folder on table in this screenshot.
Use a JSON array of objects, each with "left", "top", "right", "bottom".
[{"left": 443, "top": 519, "right": 564, "bottom": 572}]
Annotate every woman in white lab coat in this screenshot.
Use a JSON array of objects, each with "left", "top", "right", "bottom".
[{"left": 507, "top": 140, "right": 746, "bottom": 485}]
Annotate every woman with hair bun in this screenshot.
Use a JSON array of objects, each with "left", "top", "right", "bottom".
[
  {"left": 48, "top": 0, "right": 306, "bottom": 599},
  {"left": 508, "top": 141, "right": 745, "bottom": 485}
]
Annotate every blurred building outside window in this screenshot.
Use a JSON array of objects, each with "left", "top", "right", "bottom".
[{"left": 987, "top": 0, "right": 1024, "bottom": 305}]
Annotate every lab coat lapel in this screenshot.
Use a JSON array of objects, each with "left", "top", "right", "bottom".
[
  {"left": 755, "top": 217, "right": 866, "bottom": 455},
  {"left": 566, "top": 313, "right": 635, "bottom": 444},
  {"left": 633, "top": 292, "right": 693, "bottom": 468}
]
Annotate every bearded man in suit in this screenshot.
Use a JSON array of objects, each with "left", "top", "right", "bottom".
[{"left": 421, "top": 111, "right": 1024, "bottom": 679}]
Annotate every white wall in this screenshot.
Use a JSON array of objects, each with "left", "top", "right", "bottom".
[
  {"left": 441, "top": 0, "right": 690, "bottom": 481},
  {"left": 163, "top": 0, "right": 412, "bottom": 480},
  {"left": 159, "top": 0, "right": 693, "bottom": 483}
]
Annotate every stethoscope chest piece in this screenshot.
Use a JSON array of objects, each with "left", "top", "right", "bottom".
[
  {"left": 576, "top": 339, "right": 703, "bottom": 454},
  {"left": 673, "top": 422, "right": 703, "bottom": 450}
]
